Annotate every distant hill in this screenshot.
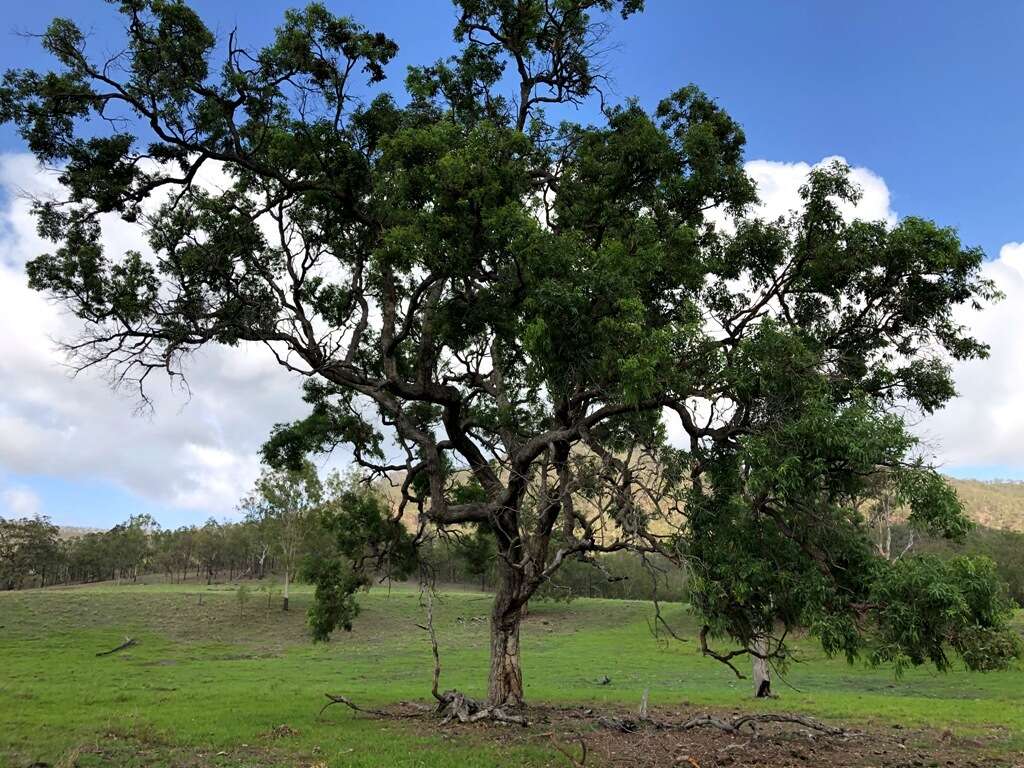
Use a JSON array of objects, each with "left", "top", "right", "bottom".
[
  {"left": 948, "top": 478, "right": 1024, "bottom": 532},
  {"left": 48, "top": 477, "right": 1024, "bottom": 538},
  {"left": 57, "top": 526, "right": 102, "bottom": 540}
]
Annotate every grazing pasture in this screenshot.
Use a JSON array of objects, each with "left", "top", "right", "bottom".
[{"left": 0, "top": 582, "right": 1021, "bottom": 767}]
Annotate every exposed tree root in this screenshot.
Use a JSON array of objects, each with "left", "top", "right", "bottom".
[
  {"left": 434, "top": 689, "right": 528, "bottom": 726},
  {"left": 320, "top": 585, "right": 526, "bottom": 728},
  {"left": 96, "top": 637, "right": 137, "bottom": 656}
]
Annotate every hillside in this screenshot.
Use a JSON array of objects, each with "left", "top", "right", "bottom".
[
  {"left": 50, "top": 478, "right": 1024, "bottom": 536},
  {"left": 948, "top": 478, "right": 1024, "bottom": 532}
]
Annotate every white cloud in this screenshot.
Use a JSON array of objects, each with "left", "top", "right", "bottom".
[
  {"left": 672, "top": 154, "right": 1023, "bottom": 477},
  {"left": 0, "top": 154, "right": 310, "bottom": 518},
  {"left": 1, "top": 148, "right": 1021, "bottom": 528},
  {"left": 1, "top": 485, "right": 42, "bottom": 518},
  {"left": 916, "top": 242, "right": 1024, "bottom": 473},
  {"left": 744, "top": 155, "right": 897, "bottom": 226}
]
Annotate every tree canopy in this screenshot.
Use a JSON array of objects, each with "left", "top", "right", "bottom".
[{"left": 2, "top": 0, "right": 1018, "bottom": 708}]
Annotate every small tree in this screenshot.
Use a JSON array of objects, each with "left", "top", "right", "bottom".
[
  {"left": 195, "top": 519, "right": 226, "bottom": 584},
  {"left": 242, "top": 460, "right": 322, "bottom": 611},
  {"left": 262, "top": 582, "right": 281, "bottom": 613},
  {"left": 235, "top": 583, "right": 251, "bottom": 619}
]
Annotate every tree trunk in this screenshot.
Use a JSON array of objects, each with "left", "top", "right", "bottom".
[
  {"left": 487, "top": 562, "right": 524, "bottom": 708},
  {"left": 282, "top": 568, "right": 290, "bottom": 611},
  {"left": 752, "top": 636, "right": 771, "bottom": 698}
]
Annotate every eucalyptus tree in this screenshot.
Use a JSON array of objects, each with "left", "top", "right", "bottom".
[
  {"left": 241, "top": 460, "right": 323, "bottom": 610},
  {"left": 0, "top": 516, "right": 61, "bottom": 589},
  {"left": 2, "top": 0, "right": 1018, "bottom": 711}
]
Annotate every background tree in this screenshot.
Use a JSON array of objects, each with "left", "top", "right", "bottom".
[
  {"left": 195, "top": 519, "right": 226, "bottom": 585},
  {"left": 107, "top": 513, "right": 158, "bottom": 584},
  {"left": 0, "top": 516, "right": 61, "bottom": 589},
  {"left": 456, "top": 523, "right": 497, "bottom": 591},
  {"left": 242, "top": 460, "right": 323, "bottom": 611},
  {"left": 2, "top": 0, "right": 1018, "bottom": 712}
]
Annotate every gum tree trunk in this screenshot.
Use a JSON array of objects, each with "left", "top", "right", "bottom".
[
  {"left": 282, "top": 568, "right": 290, "bottom": 611},
  {"left": 752, "top": 636, "right": 771, "bottom": 697},
  {"left": 487, "top": 560, "right": 524, "bottom": 708}
]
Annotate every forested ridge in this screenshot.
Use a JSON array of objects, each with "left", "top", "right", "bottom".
[{"left": 4, "top": 483, "right": 1021, "bottom": 607}]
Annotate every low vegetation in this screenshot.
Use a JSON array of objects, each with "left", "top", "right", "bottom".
[{"left": 1, "top": 582, "right": 1022, "bottom": 768}]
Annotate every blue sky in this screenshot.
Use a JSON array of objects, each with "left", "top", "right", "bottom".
[
  {"left": 1, "top": 1, "right": 1022, "bottom": 528},
  {"left": 4, "top": 1, "right": 1022, "bottom": 257}
]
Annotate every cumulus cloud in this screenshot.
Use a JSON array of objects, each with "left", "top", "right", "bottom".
[
  {"left": 745, "top": 155, "right": 898, "bottom": 226},
  {"left": 670, "top": 154, "right": 1022, "bottom": 478},
  {"left": 917, "top": 242, "right": 1024, "bottom": 473},
  {"left": 702, "top": 155, "right": 898, "bottom": 240},
  {"left": 0, "top": 153, "right": 309, "bottom": 517},
  {"left": 1, "top": 485, "right": 42, "bottom": 518}
]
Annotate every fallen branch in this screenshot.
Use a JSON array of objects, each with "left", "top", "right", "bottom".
[
  {"left": 547, "top": 733, "right": 588, "bottom": 767},
  {"left": 96, "top": 637, "right": 137, "bottom": 656},
  {"left": 596, "top": 711, "right": 844, "bottom": 738},
  {"left": 722, "top": 713, "right": 844, "bottom": 737},
  {"left": 318, "top": 694, "right": 391, "bottom": 718},
  {"left": 318, "top": 688, "right": 527, "bottom": 726}
]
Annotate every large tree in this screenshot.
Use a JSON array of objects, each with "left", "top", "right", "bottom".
[{"left": 2, "top": 0, "right": 1017, "bottom": 710}]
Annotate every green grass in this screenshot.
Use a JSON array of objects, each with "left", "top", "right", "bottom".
[{"left": 1, "top": 581, "right": 1022, "bottom": 767}]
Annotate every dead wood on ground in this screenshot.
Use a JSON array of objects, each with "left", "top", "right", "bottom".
[{"left": 96, "top": 637, "right": 137, "bottom": 656}]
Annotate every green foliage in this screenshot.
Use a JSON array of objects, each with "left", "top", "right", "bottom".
[
  {"left": 300, "top": 474, "right": 419, "bottom": 641},
  {"left": 865, "top": 555, "right": 1022, "bottom": 673},
  {"left": 0, "top": 515, "right": 61, "bottom": 590},
  {"left": 0, "top": 0, "right": 1010, "bottom": 691},
  {"left": 322, "top": 476, "right": 418, "bottom": 577},
  {"left": 301, "top": 555, "right": 366, "bottom": 641},
  {"left": 235, "top": 583, "right": 251, "bottom": 618},
  {"left": 454, "top": 523, "right": 497, "bottom": 589},
  {"left": 913, "top": 523, "right": 1024, "bottom": 606},
  {"left": 684, "top": 319, "right": 1018, "bottom": 673}
]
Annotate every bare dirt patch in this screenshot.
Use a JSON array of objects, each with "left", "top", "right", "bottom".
[{"left": 378, "top": 702, "right": 1021, "bottom": 768}]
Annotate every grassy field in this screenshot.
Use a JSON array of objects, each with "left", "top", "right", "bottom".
[{"left": 1, "top": 581, "right": 1022, "bottom": 767}]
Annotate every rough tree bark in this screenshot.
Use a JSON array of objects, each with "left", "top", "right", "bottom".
[
  {"left": 488, "top": 561, "right": 525, "bottom": 707},
  {"left": 282, "top": 568, "right": 290, "bottom": 612}
]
